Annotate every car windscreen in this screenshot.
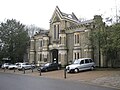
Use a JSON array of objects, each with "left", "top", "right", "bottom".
[
  {"left": 73, "top": 60, "right": 80, "bottom": 64},
  {"left": 44, "top": 63, "right": 51, "bottom": 66}
]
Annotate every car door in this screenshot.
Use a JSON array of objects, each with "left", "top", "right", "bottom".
[
  {"left": 53, "top": 63, "right": 58, "bottom": 70},
  {"left": 50, "top": 63, "right": 56, "bottom": 70},
  {"left": 89, "top": 59, "right": 94, "bottom": 67},
  {"left": 84, "top": 59, "right": 91, "bottom": 70},
  {"left": 48, "top": 63, "right": 53, "bottom": 70},
  {"left": 79, "top": 60, "right": 85, "bottom": 70}
]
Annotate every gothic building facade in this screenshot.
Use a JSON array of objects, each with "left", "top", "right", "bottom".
[{"left": 29, "top": 6, "right": 101, "bottom": 67}]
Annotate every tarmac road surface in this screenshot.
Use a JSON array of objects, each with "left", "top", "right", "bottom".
[{"left": 0, "top": 72, "right": 118, "bottom": 90}]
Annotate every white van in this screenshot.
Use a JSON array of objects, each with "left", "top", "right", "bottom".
[{"left": 66, "top": 58, "right": 95, "bottom": 73}]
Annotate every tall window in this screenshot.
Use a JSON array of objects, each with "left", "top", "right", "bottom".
[
  {"left": 64, "top": 37, "right": 66, "bottom": 45},
  {"left": 74, "top": 52, "right": 80, "bottom": 60},
  {"left": 43, "top": 40, "right": 45, "bottom": 46},
  {"left": 40, "top": 54, "right": 42, "bottom": 61},
  {"left": 65, "top": 21, "right": 67, "bottom": 28},
  {"left": 40, "top": 40, "right": 42, "bottom": 47},
  {"left": 47, "top": 39, "right": 49, "bottom": 45},
  {"left": 54, "top": 25, "right": 56, "bottom": 39},
  {"left": 43, "top": 40, "right": 44, "bottom": 46},
  {"left": 75, "top": 35, "right": 76, "bottom": 44},
  {"left": 60, "top": 37, "right": 61, "bottom": 44},
  {"left": 30, "top": 40, "right": 34, "bottom": 50},
  {"left": 57, "top": 25, "right": 59, "bottom": 39},
  {"left": 74, "top": 53, "right": 76, "bottom": 59},
  {"left": 74, "top": 33, "right": 80, "bottom": 45},
  {"left": 54, "top": 24, "right": 60, "bottom": 40},
  {"left": 77, "top": 53, "right": 79, "bottom": 59},
  {"left": 77, "top": 34, "right": 79, "bottom": 44}
]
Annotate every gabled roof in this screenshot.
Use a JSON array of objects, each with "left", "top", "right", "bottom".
[{"left": 50, "top": 6, "right": 79, "bottom": 24}]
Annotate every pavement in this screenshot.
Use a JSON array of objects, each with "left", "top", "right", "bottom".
[{"left": 0, "top": 68, "right": 120, "bottom": 89}]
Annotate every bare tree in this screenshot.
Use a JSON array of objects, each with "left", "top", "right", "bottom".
[{"left": 26, "top": 25, "right": 46, "bottom": 37}]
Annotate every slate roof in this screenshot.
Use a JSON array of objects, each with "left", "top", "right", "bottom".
[{"left": 79, "top": 19, "right": 93, "bottom": 25}]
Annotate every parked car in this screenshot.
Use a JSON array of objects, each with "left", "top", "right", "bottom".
[
  {"left": 66, "top": 58, "right": 95, "bottom": 73},
  {"left": 1, "top": 63, "right": 11, "bottom": 69},
  {"left": 17, "top": 63, "right": 32, "bottom": 70},
  {"left": 8, "top": 63, "right": 19, "bottom": 69},
  {"left": 37, "top": 63, "right": 61, "bottom": 72},
  {"left": 30, "top": 63, "right": 36, "bottom": 68}
]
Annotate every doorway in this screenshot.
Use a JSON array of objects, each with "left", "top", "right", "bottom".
[{"left": 51, "top": 49, "right": 58, "bottom": 63}]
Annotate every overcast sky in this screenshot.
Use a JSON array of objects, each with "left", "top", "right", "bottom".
[{"left": 0, "top": 0, "right": 120, "bottom": 29}]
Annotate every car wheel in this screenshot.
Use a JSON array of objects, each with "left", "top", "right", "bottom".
[
  {"left": 57, "top": 67, "right": 60, "bottom": 70},
  {"left": 74, "top": 68, "right": 79, "bottom": 73},
  {"left": 22, "top": 67, "right": 25, "bottom": 71},
  {"left": 91, "top": 66, "right": 94, "bottom": 70},
  {"left": 45, "top": 69, "right": 48, "bottom": 72}
]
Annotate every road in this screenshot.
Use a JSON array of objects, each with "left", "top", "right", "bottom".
[{"left": 0, "top": 72, "right": 118, "bottom": 90}]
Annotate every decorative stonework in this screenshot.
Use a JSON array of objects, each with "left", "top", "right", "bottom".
[{"left": 29, "top": 6, "right": 96, "bottom": 66}]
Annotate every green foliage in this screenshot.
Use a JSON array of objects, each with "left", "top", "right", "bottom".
[
  {"left": 90, "top": 15, "right": 106, "bottom": 49},
  {"left": 90, "top": 15, "right": 120, "bottom": 67},
  {"left": 0, "top": 19, "right": 29, "bottom": 63},
  {"left": 109, "top": 24, "right": 120, "bottom": 50}
]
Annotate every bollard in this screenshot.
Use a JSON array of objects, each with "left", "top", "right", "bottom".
[
  {"left": 64, "top": 68, "right": 66, "bottom": 79},
  {"left": 4, "top": 67, "right": 6, "bottom": 72},
  {"left": 14, "top": 68, "right": 15, "bottom": 72},
  {"left": 23, "top": 67, "right": 25, "bottom": 74},
  {"left": 31, "top": 66, "right": 33, "bottom": 73},
  {"left": 39, "top": 67, "right": 41, "bottom": 76}
]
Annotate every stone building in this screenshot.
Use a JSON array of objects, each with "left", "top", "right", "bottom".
[{"left": 29, "top": 6, "right": 100, "bottom": 67}]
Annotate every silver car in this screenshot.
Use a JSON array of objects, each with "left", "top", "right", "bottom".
[
  {"left": 66, "top": 58, "right": 95, "bottom": 73},
  {"left": 8, "top": 64, "right": 18, "bottom": 69},
  {"left": 17, "top": 63, "right": 32, "bottom": 70},
  {"left": 1, "top": 63, "right": 10, "bottom": 69}
]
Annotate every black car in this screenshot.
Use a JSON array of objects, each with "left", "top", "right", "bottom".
[{"left": 37, "top": 63, "right": 61, "bottom": 72}]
